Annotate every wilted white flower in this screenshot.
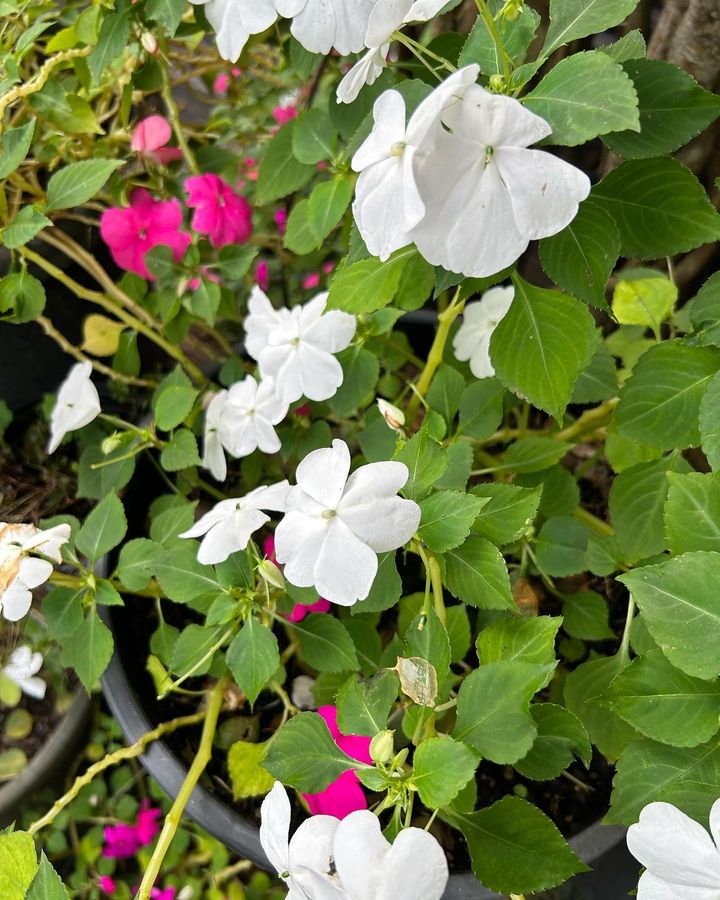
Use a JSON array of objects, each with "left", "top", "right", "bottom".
[
  {"left": 48, "top": 361, "right": 101, "bottom": 454},
  {"left": 291, "top": 674, "right": 317, "bottom": 709},
  {"left": 0, "top": 522, "right": 71, "bottom": 621},
  {"left": 180, "top": 482, "right": 290, "bottom": 565},
  {"left": 3, "top": 646, "right": 46, "bottom": 700},
  {"left": 333, "top": 809, "right": 448, "bottom": 900},
  {"left": 221, "top": 376, "right": 288, "bottom": 458},
  {"left": 252, "top": 293, "right": 356, "bottom": 404},
  {"left": 275, "top": 439, "right": 420, "bottom": 606},
  {"left": 260, "top": 782, "right": 346, "bottom": 899},
  {"left": 202, "top": 390, "right": 229, "bottom": 482},
  {"left": 289, "top": 0, "right": 377, "bottom": 55},
  {"left": 453, "top": 285, "right": 514, "bottom": 379},
  {"left": 627, "top": 799, "right": 720, "bottom": 898}
]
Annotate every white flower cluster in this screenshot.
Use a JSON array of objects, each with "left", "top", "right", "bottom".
[
  {"left": 2, "top": 645, "right": 46, "bottom": 699},
  {"left": 260, "top": 783, "right": 448, "bottom": 900},
  {"left": 184, "top": 439, "right": 420, "bottom": 606},
  {"left": 202, "top": 289, "right": 356, "bottom": 481},
  {"left": 353, "top": 65, "right": 591, "bottom": 278}
]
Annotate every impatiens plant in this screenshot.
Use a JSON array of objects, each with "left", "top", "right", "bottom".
[{"left": 5, "top": 0, "right": 720, "bottom": 897}]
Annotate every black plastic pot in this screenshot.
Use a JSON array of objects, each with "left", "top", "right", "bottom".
[{"left": 100, "top": 606, "right": 638, "bottom": 898}]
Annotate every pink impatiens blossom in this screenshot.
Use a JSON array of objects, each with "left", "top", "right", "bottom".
[
  {"left": 214, "top": 72, "right": 231, "bottom": 95},
  {"left": 130, "top": 116, "right": 183, "bottom": 166},
  {"left": 274, "top": 208, "right": 288, "bottom": 235},
  {"left": 135, "top": 800, "right": 161, "bottom": 844},
  {"left": 98, "top": 876, "right": 116, "bottom": 895},
  {"left": 302, "top": 273, "right": 321, "bottom": 290},
  {"left": 185, "top": 173, "right": 253, "bottom": 248},
  {"left": 263, "top": 535, "right": 330, "bottom": 622},
  {"left": 101, "top": 801, "right": 162, "bottom": 858},
  {"left": 256, "top": 259, "right": 270, "bottom": 292},
  {"left": 273, "top": 106, "right": 298, "bottom": 126},
  {"left": 100, "top": 189, "right": 191, "bottom": 279},
  {"left": 302, "top": 706, "right": 371, "bottom": 819},
  {"left": 150, "top": 889, "right": 176, "bottom": 900}
]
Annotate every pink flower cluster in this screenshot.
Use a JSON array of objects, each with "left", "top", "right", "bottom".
[
  {"left": 263, "top": 535, "right": 330, "bottom": 622},
  {"left": 102, "top": 801, "right": 161, "bottom": 859},
  {"left": 302, "top": 706, "right": 371, "bottom": 818}
]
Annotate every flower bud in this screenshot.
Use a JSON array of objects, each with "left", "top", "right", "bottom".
[
  {"left": 101, "top": 433, "right": 123, "bottom": 455},
  {"left": 503, "top": 0, "right": 523, "bottom": 21},
  {"left": 140, "top": 32, "right": 158, "bottom": 54},
  {"left": 488, "top": 74, "right": 506, "bottom": 93},
  {"left": 258, "top": 558, "right": 285, "bottom": 591},
  {"left": 370, "top": 729, "right": 395, "bottom": 765},
  {"left": 377, "top": 398, "right": 405, "bottom": 432}
]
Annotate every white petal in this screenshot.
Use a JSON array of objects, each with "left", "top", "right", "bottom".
[
  {"left": 303, "top": 309, "right": 356, "bottom": 355},
  {"left": 352, "top": 90, "right": 407, "bottom": 172},
  {"left": 366, "top": 0, "right": 411, "bottom": 46},
  {"left": 278, "top": 513, "right": 331, "bottom": 588},
  {"left": 18, "top": 557, "right": 53, "bottom": 589},
  {"left": 203, "top": 432, "right": 227, "bottom": 481},
  {"left": 1, "top": 581, "right": 32, "bottom": 621},
  {"left": 48, "top": 362, "right": 101, "bottom": 454},
  {"left": 494, "top": 146, "right": 591, "bottom": 240},
  {"left": 223, "top": 416, "right": 260, "bottom": 459},
  {"left": 256, "top": 377, "right": 290, "bottom": 425},
  {"left": 197, "top": 509, "right": 269, "bottom": 564},
  {"left": 339, "top": 496, "right": 420, "bottom": 552},
  {"left": 254, "top": 415, "right": 282, "bottom": 454},
  {"left": 333, "top": 810, "right": 389, "bottom": 897},
  {"left": 18, "top": 675, "right": 47, "bottom": 700},
  {"left": 339, "top": 460, "right": 409, "bottom": 507},
  {"left": 247, "top": 480, "right": 291, "bottom": 512},
  {"left": 180, "top": 499, "right": 238, "bottom": 539},
  {"left": 442, "top": 83, "right": 551, "bottom": 149},
  {"left": 288, "top": 815, "right": 339, "bottom": 878},
  {"left": 337, "top": 48, "right": 388, "bottom": 105},
  {"left": 260, "top": 783, "right": 291, "bottom": 875},
  {"left": 404, "top": 0, "right": 447, "bottom": 21},
  {"left": 245, "top": 287, "right": 288, "bottom": 360},
  {"left": 627, "top": 802, "right": 720, "bottom": 889},
  {"left": 296, "top": 439, "right": 350, "bottom": 509},
  {"left": 636, "top": 869, "right": 720, "bottom": 900},
  {"left": 378, "top": 827, "right": 449, "bottom": 900},
  {"left": 313, "top": 517, "right": 378, "bottom": 605},
  {"left": 297, "top": 343, "right": 345, "bottom": 401},
  {"left": 709, "top": 798, "right": 720, "bottom": 849},
  {"left": 405, "top": 65, "right": 480, "bottom": 148}
]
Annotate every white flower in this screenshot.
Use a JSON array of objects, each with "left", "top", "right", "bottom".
[
  {"left": 253, "top": 293, "right": 356, "bottom": 405},
  {"left": 453, "top": 285, "right": 514, "bottom": 379},
  {"left": 289, "top": 0, "right": 377, "bottom": 55},
  {"left": 3, "top": 646, "right": 46, "bottom": 700},
  {"left": 410, "top": 72, "right": 591, "bottom": 277},
  {"left": 180, "top": 481, "right": 290, "bottom": 565},
  {"left": 189, "top": 0, "right": 301, "bottom": 61},
  {"left": 260, "top": 782, "right": 347, "bottom": 899},
  {"left": 351, "top": 67, "right": 480, "bottom": 260},
  {"left": 203, "top": 390, "right": 229, "bottom": 482},
  {"left": 275, "top": 439, "right": 420, "bottom": 606},
  {"left": 48, "top": 361, "right": 101, "bottom": 454},
  {"left": 0, "top": 522, "right": 71, "bottom": 621},
  {"left": 333, "top": 809, "right": 448, "bottom": 900},
  {"left": 337, "top": 46, "right": 390, "bottom": 105},
  {"left": 221, "top": 376, "right": 288, "bottom": 459},
  {"left": 244, "top": 286, "right": 293, "bottom": 362},
  {"left": 627, "top": 800, "right": 720, "bottom": 899}
]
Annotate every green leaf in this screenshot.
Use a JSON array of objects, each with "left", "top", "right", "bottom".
[
  {"left": 293, "top": 109, "right": 338, "bottom": 164},
  {"left": 613, "top": 342, "right": 720, "bottom": 450},
  {"left": 0, "top": 831, "right": 38, "bottom": 900},
  {"left": 534, "top": 517, "right": 591, "bottom": 577},
  {"left": 434, "top": 441, "right": 473, "bottom": 492},
  {"left": 607, "top": 737, "right": 720, "bottom": 825},
  {"left": 170, "top": 623, "right": 224, "bottom": 679},
  {"left": 571, "top": 343, "right": 618, "bottom": 404},
  {"left": 606, "top": 650, "right": 720, "bottom": 748},
  {"left": 262, "top": 711, "right": 360, "bottom": 792},
  {"left": 295, "top": 614, "right": 359, "bottom": 672},
  {"left": 562, "top": 591, "right": 614, "bottom": 640},
  {"left": 598, "top": 29, "right": 647, "bottom": 64},
  {"left": 150, "top": 499, "right": 197, "bottom": 545},
  {"left": 284, "top": 200, "right": 319, "bottom": 255},
  {"left": 539, "top": 200, "right": 619, "bottom": 310},
  {"left": 443, "top": 536, "right": 514, "bottom": 610},
  {"left": 564, "top": 655, "right": 638, "bottom": 761},
  {"left": 329, "top": 346, "right": 379, "bottom": 417},
  {"left": 591, "top": 158, "right": 720, "bottom": 258},
  {"left": 25, "top": 853, "right": 69, "bottom": 900},
  {"left": 76, "top": 492, "right": 127, "bottom": 562},
  {"left": 503, "top": 437, "right": 571, "bottom": 474},
  {"left": 604, "top": 59, "right": 720, "bottom": 159},
  {"left": 413, "top": 735, "right": 477, "bottom": 809},
  {"left": 0, "top": 119, "right": 35, "bottom": 180},
  {"left": 326, "top": 248, "right": 414, "bottom": 314},
  {"left": 145, "top": 0, "right": 185, "bottom": 34},
  {"left": 395, "top": 253, "right": 435, "bottom": 310},
  {"left": 427, "top": 365, "right": 465, "bottom": 424},
  {"left": 404, "top": 608, "right": 451, "bottom": 685},
  {"left": 612, "top": 274, "right": 677, "bottom": 329},
  {"left": 28, "top": 83, "right": 101, "bottom": 135},
  {"left": 227, "top": 740, "right": 275, "bottom": 800},
  {"left": 700, "top": 371, "right": 720, "bottom": 471},
  {"left": 116, "top": 538, "right": 163, "bottom": 591},
  {"left": 393, "top": 419, "right": 448, "bottom": 500},
  {"left": 2, "top": 206, "right": 51, "bottom": 249},
  {"left": 514, "top": 704, "right": 591, "bottom": 780},
  {"left": 43, "top": 587, "right": 84, "bottom": 639},
  {"left": 227, "top": 619, "right": 279, "bottom": 707},
  {"left": 306, "top": 178, "right": 354, "bottom": 247},
  {"left": 476, "top": 615, "right": 561, "bottom": 666},
  {"left": 61, "top": 608, "right": 114, "bottom": 692},
  {"left": 154, "top": 544, "right": 220, "bottom": 606},
  {"left": 336, "top": 671, "right": 398, "bottom": 736},
  {"left": 88, "top": 9, "right": 130, "bottom": 84},
  {"left": 457, "top": 378, "right": 505, "bottom": 439},
  {"left": 454, "top": 662, "right": 552, "bottom": 762},
  {"left": 665, "top": 472, "right": 720, "bottom": 554},
  {"left": 471, "top": 483, "right": 542, "bottom": 546},
  {"left": 77, "top": 444, "right": 135, "bottom": 500},
  {"left": 459, "top": 1, "right": 539, "bottom": 74},
  {"left": 152, "top": 366, "right": 198, "bottom": 431},
  {"left": 45, "top": 159, "right": 123, "bottom": 212},
  {"left": 524, "top": 51, "right": 639, "bottom": 147},
  {"left": 351, "top": 551, "right": 402, "bottom": 614},
  {"left": 160, "top": 428, "right": 201, "bottom": 472},
  {"left": 0, "top": 270, "right": 46, "bottom": 323},
  {"left": 609, "top": 455, "right": 689, "bottom": 563},
  {"left": 541, "top": 0, "right": 642, "bottom": 58},
  {"left": 418, "top": 490, "right": 487, "bottom": 553},
  {"left": 619, "top": 551, "right": 720, "bottom": 680},
  {"left": 490, "top": 277, "right": 597, "bottom": 421},
  {"left": 256, "top": 121, "right": 315, "bottom": 203}
]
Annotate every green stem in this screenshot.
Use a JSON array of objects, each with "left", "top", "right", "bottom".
[
  {"left": 160, "top": 628, "right": 234, "bottom": 697},
  {"left": 555, "top": 399, "right": 618, "bottom": 442},
  {"left": 474, "top": 0, "right": 512, "bottom": 81},
  {"left": 159, "top": 52, "right": 200, "bottom": 175},
  {"left": 572, "top": 506, "right": 613, "bottom": 537},
  {"left": 135, "top": 677, "right": 228, "bottom": 900},
  {"left": 49, "top": 571, "right": 161, "bottom": 600},
  {"left": 27, "top": 711, "right": 206, "bottom": 836},
  {"left": 619, "top": 596, "right": 636, "bottom": 666}
]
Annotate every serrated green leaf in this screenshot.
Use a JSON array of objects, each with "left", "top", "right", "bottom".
[
  {"left": 45, "top": 159, "right": 123, "bottom": 212},
  {"left": 2, "top": 206, "right": 51, "bottom": 249},
  {"left": 0, "top": 831, "right": 38, "bottom": 900},
  {"left": 700, "top": 370, "right": 720, "bottom": 471},
  {"left": 665, "top": 472, "right": 720, "bottom": 554},
  {"left": 413, "top": 735, "right": 477, "bottom": 809},
  {"left": 42, "top": 587, "right": 84, "bottom": 639},
  {"left": 562, "top": 591, "right": 614, "bottom": 641},
  {"left": 477, "top": 615, "right": 561, "bottom": 666},
  {"left": 292, "top": 108, "right": 338, "bottom": 164},
  {"left": 393, "top": 419, "right": 447, "bottom": 500},
  {"left": 327, "top": 248, "right": 414, "bottom": 314},
  {"left": 329, "top": 345, "right": 379, "bottom": 417},
  {"left": 294, "top": 614, "right": 359, "bottom": 672},
  {"left": 427, "top": 365, "right": 465, "bottom": 424},
  {"left": 227, "top": 619, "right": 279, "bottom": 707},
  {"left": 535, "top": 516, "right": 591, "bottom": 577},
  {"left": 0, "top": 119, "right": 35, "bottom": 180},
  {"left": 457, "top": 378, "right": 505, "bottom": 439},
  {"left": 336, "top": 670, "right": 397, "bottom": 737},
  {"left": 25, "top": 853, "right": 69, "bottom": 900},
  {"left": 0, "top": 270, "right": 46, "bottom": 323},
  {"left": 470, "top": 482, "right": 542, "bottom": 546},
  {"left": 443, "top": 536, "right": 514, "bottom": 610},
  {"left": 459, "top": 1, "right": 538, "bottom": 74},
  {"left": 61, "top": 608, "right": 114, "bottom": 692},
  {"left": 116, "top": 538, "right": 163, "bottom": 591},
  {"left": 404, "top": 608, "right": 451, "bottom": 685},
  {"left": 541, "top": 0, "right": 641, "bottom": 58},
  {"left": 418, "top": 490, "right": 487, "bottom": 553},
  {"left": 227, "top": 740, "right": 275, "bottom": 800},
  {"left": 88, "top": 9, "right": 130, "bottom": 84},
  {"left": 503, "top": 437, "right": 571, "bottom": 474},
  {"left": 256, "top": 121, "right": 315, "bottom": 203},
  {"left": 160, "top": 428, "right": 201, "bottom": 472},
  {"left": 76, "top": 492, "right": 127, "bottom": 562},
  {"left": 306, "top": 178, "right": 354, "bottom": 246},
  {"left": 514, "top": 704, "right": 591, "bottom": 781}
]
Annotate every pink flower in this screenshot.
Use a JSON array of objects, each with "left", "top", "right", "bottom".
[
  {"left": 136, "top": 801, "right": 161, "bottom": 845},
  {"left": 100, "top": 189, "right": 191, "bottom": 280},
  {"left": 214, "top": 73, "right": 231, "bottom": 95},
  {"left": 185, "top": 174, "right": 253, "bottom": 248},
  {"left": 274, "top": 208, "right": 287, "bottom": 235},
  {"left": 131, "top": 116, "right": 183, "bottom": 166},
  {"left": 273, "top": 106, "right": 297, "bottom": 126},
  {"left": 322, "top": 261, "right": 335, "bottom": 274},
  {"left": 102, "top": 823, "right": 140, "bottom": 859},
  {"left": 99, "top": 876, "right": 116, "bottom": 895},
  {"left": 151, "top": 889, "right": 176, "bottom": 900},
  {"left": 185, "top": 267, "right": 221, "bottom": 295},
  {"left": 302, "top": 273, "right": 321, "bottom": 290},
  {"left": 231, "top": 67, "right": 242, "bottom": 77},
  {"left": 294, "top": 403, "right": 311, "bottom": 417},
  {"left": 302, "top": 706, "right": 371, "bottom": 818},
  {"left": 264, "top": 536, "right": 330, "bottom": 622},
  {"left": 256, "top": 259, "right": 270, "bottom": 292}
]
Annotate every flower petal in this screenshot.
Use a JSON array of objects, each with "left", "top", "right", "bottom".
[
  {"left": 197, "top": 509, "right": 269, "bottom": 564},
  {"left": 313, "top": 517, "right": 378, "bottom": 605},
  {"left": 276, "top": 511, "right": 329, "bottom": 587},
  {"left": 340, "top": 496, "right": 420, "bottom": 552},
  {"left": 379, "top": 827, "right": 449, "bottom": 900},
  {"left": 333, "top": 810, "right": 389, "bottom": 898},
  {"left": 296, "top": 439, "right": 351, "bottom": 509},
  {"left": 260, "top": 782, "right": 291, "bottom": 875}
]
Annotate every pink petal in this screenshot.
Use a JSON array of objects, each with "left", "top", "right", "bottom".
[
  {"left": 337, "top": 732, "right": 373, "bottom": 765},
  {"left": 132, "top": 116, "right": 172, "bottom": 153},
  {"left": 303, "top": 770, "right": 367, "bottom": 819},
  {"left": 303, "top": 273, "right": 321, "bottom": 290},
  {"left": 136, "top": 802, "right": 161, "bottom": 845},
  {"left": 272, "top": 106, "right": 298, "bottom": 125}
]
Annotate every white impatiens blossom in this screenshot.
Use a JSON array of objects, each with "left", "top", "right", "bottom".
[
  {"left": 3, "top": 646, "right": 46, "bottom": 700},
  {"left": 334, "top": 809, "right": 449, "bottom": 900},
  {"left": 275, "top": 439, "right": 420, "bottom": 605},
  {"left": 48, "top": 361, "right": 101, "bottom": 454},
  {"left": 289, "top": 0, "right": 377, "bottom": 55},
  {"left": 202, "top": 390, "right": 229, "bottom": 482},
  {"left": 0, "top": 522, "right": 71, "bottom": 621},
  {"left": 190, "top": 0, "right": 302, "bottom": 61},
  {"left": 260, "top": 783, "right": 348, "bottom": 900},
  {"left": 453, "top": 285, "right": 514, "bottom": 379},
  {"left": 247, "top": 290, "right": 356, "bottom": 404},
  {"left": 351, "top": 67, "right": 479, "bottom": 260},
  {"left": 180, "top": 481, "right": 290, "bottom": 565},
  {"left": 222, "top": 376, "right": 288, "bottom": 458},
  {"left": 627, "top": 800, "right": 720, "bottom": 899}
]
